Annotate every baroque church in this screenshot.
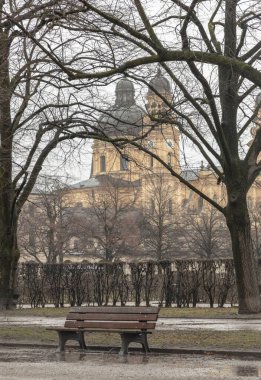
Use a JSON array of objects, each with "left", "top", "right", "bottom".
[
  {"left": 19, "top": 71, "right": 261, "bottom": 263},
  {"left": 70, "top": 71, "right": 225, "bottom": 209}
]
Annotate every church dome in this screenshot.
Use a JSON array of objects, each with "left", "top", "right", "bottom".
[
  {"left": 99, "top": 78, "right": 145, "bottom": 136},
  {"left": 116, "top": 79, "right": 134, "bottom": 95},
  {"left": 115, "top": 78, "right": 135, "bottom": 107},
  {"left": 148, "top": 68, "right": 171, "bottom": 95}
]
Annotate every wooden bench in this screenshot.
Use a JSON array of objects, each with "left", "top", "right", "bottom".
[{"left": 48, "top": 306, "right": 159, "bottom": 355}]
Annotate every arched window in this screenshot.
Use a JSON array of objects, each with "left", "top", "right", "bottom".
[
  {"left": 198, "top": 196, "right": 203, "bottom": 212},
  {"left": 120, "top": 155, "right": 129, "bottom": 170},
  {"left": 168, "top": 199, "right": 173, "bottom": 214},
  {"left": 73, "top": 239, "right": 79, "bottom": 250},
  {"left": 167, "top": 152, "right": 172, "bottom": 166},
  {"left": 100, "top": 155, "right": 106, "bottom": 172},
  {"left": 182, "top": 198, "right": 188, "bottom": 208}
]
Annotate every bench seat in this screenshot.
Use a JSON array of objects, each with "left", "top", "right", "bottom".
[{"left": 48, "top": 306, "right": 159, "bottom": 355}]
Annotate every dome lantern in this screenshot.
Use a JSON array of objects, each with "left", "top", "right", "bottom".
[
  {"left": 115, "top": 78, "right": 135, "bottom": 107},
  {"left": 148, "top": 68, "right": 171, "bottom": 96}
]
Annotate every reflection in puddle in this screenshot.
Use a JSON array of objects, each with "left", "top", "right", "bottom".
[
  {"left": 0, "top": 347, "right": 151, "bottom": 364},
  {"left": 236, "top": 365, "right": 259, "bottom": 377},
  {"left": 57, "top": 351, "right": 150, "bottom": 364},
  {"left": 1, "top": 347, "right": 261, "bottom": 378}
]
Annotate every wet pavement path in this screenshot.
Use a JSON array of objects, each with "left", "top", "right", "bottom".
[
  {"left": 158, "top": 318, "right": 261, "bottom": 331},
  {"left": 0, "top": 346, "right": 260, "bottom": 379},
  {"left": 1, "top": 316, "right": 261, "bottom": 331}
]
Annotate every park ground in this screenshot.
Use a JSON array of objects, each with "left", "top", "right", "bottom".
[
  {"left": 1, "top": 307, "right": 261, "bottom": 351},
  {"left": 1, "top": 307, "right": 261, "bottom": 379}
]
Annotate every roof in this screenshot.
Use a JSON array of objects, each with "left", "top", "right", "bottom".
[
  {"left": 70, "top": 175, "right": 141, "bottom": 189},
  {"left": 70, "top": 177, "right": 100, "bottom": 189},
  {"left": 99, "top": 104, "right": 146, "bottom": 136},
  {"left": 180, "top": 170, "right": 199, "bottom": 181}
]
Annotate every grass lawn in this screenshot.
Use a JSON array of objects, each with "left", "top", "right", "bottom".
[
  {"left": 1, "top": 306, "right": 257, "bottom": 318},
  {"left": 0, "top": 326, "right": 260, "bottom": 351}
]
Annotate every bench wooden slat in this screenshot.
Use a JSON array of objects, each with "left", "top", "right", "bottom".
[
  {"left": 47, "top": 327, "right": 153, "bottom": 334},
  {"left": 70, "top": 306, "right": 159, "bottom": 314},
  {"left": 64, "top": 320, "right": 156, "bottom": 330},
  {"left": 66, "top": 312, "right": 158, "bottom": 322}
]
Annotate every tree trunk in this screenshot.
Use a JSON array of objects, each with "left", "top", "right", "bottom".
[
  {"left": 0, "top": 28, "right": 19, "bottom": 309},
  {"left": 0, "top": 215, "right": 19, "bottom": 310},
  {"left": 218, "top": 0, "right": 260, "bottom": 314},
  {"left": 226, "top": 197, "right": 261, "bottom": 314}
]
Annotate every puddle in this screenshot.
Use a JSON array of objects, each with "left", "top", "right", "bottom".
[
  {"left": 158, "top": 318, "right": 261, "bottom": 331},
  {"left": 0, "top": 348, "right": 261, "bottom": 379},
  {"left": 235, "top": 366, "right": 259, "bottom": 376},
  {"left": 0, "top": 347, "right": 157, "bottom": 364},
  {"left": 0, "top": 316, "right": 63, "bottom": 327}
]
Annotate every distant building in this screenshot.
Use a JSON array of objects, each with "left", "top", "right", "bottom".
[{"left": 19, "top": 72, "right": 261, "bottom": 262}]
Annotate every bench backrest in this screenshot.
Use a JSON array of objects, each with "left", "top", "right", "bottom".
[{"left": 64, "top": 306, "right": 159, "bottom": 331}]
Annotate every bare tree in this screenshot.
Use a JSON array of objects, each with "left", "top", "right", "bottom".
[
  {"left": 86, "top": 176, "right": 140, "bottom": 261},
  {"left": 140, "top": 174, "right": 182, "bottom": 261},
  {"left": 183, "top": 207, "right": 231, "bottom": 258},
  {"left": 18, "top": 179, "right": 83, "bottom": 264},
  {"left": 2, "top": 0, "right": 261, "bottom": 313},
  {"left": 249, "top": 204, "right": 261, "bottom": 258},
  {"left": 0, "top": 1, "right": 113, "bottom": 309},
  {"left": 29, "top": 0, "right": 261, "bottom": 313}
]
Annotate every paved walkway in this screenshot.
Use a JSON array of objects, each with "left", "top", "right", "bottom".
[
  {"left": 0, "top": 347, "right": 261, "bottom": 380},
  {"left": 1, "top": 316, "right": 261, "bottom": 331}
]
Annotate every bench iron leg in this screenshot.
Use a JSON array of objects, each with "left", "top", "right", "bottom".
[
  {"left": 119, "top": 333, "right": 150, "bottom": 355},
  {"left": 57, "top": 331, "right": 87, "bottom": 352}
]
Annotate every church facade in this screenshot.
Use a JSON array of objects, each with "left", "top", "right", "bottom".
[{"left": 69, "top": 70, "right": 261, "bottom": 214}]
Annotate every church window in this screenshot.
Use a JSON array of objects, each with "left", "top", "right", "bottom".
[
  {"left": 166, "top": 139, "right": 174, "bottom": 148},
  {"left": 182, "top": 198, "right": 188, "bottom": 208},
  {"left": 198, "top": 196, "right": 203, "bottom": 211},
  {"left": 168, "top": 199, "right": 173, "bottom": 214},
  {"left": 73, "top": 239, "right": 79, "bottom": 250},
  {"left": 167, "top": 152, "right": 172, "bottom": 166},
  {"left": 120, "top": 155, "right": 129, "bottom": 170},
  {"left": 100, "top": 155, "right": 106, "bottom": 172},
  {"left": 147, "top": 140, "right": 155, "bottom": 149}
]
